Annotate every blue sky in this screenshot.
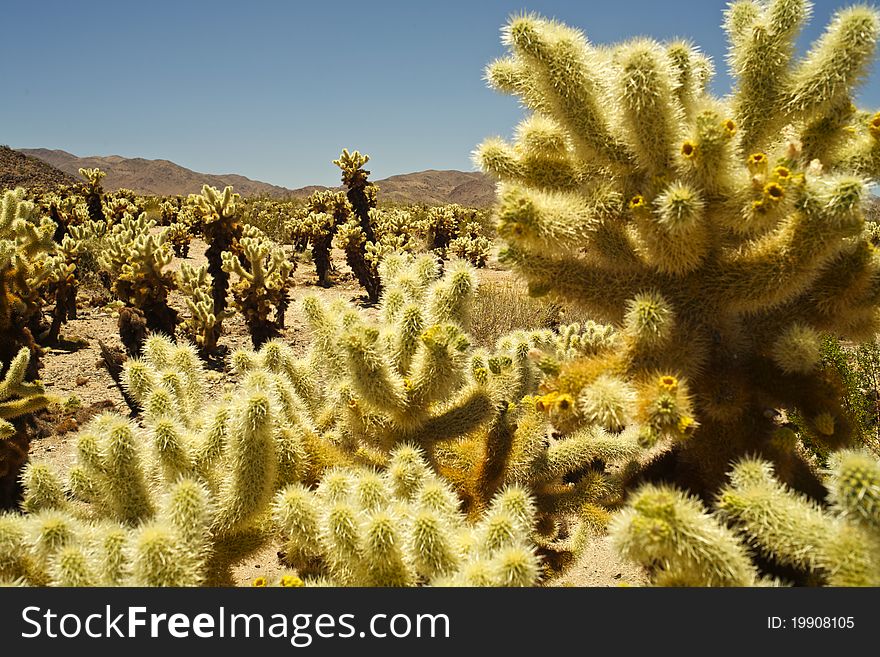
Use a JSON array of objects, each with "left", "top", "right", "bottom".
[{"left": 2, "top": 0, "right": 878, "bottom": 188}]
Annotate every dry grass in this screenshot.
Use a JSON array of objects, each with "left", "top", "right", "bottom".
[{"left": 469, "top": 279, "right": 595, "bottom": 347}]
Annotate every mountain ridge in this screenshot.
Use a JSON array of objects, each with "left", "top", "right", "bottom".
[{"left": 17, "top": 148, "right": 496, "bottom": 206}]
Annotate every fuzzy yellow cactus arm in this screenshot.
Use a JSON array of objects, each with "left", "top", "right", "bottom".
[
  {"left": 609, "top": 482, "right": 759, "bottom": 586},
  {"left": 0, "top": 348, "right": 50, "bottom": 440},
  {"left": 716, "top": 455, "right": 880, "bottom": 586}
]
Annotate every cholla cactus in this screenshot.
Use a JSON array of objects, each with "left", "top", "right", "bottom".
[
  {"left": 370, "top": 207, "right": 419, "bottom": 251},
  {"left": 175, "top": 263, "right": 223, "bottom": 356},
  {"left": 0, "top": 188, "right": 58, "bottom": 374},
  {"left": 166, "top": 220, "right": 192, "bottom": 258},
  {"left": 273, "top": 447, "right": 540, "bottom": 586},
  {"left": 416, "top": 205, "right": 491, "bottom": 266},
  {"left": 234, "top": 253, "right": 494, "bottom": 475},
  {"left": 222, "top": 226, "right": 295, "bottom": 348},
  {"left": 41, "top": 237, "right": 79, "bottom": 345},
  {"left": 302, "top": 190, "right": 350, "bottom": 286},
  {"left": 477, "top": 3, "right": 880, "bottom": 492},
  {"left": 41, "top": 190, "right": 81, "bottom": 242},
  {"left": 78, "top": 168, "right": 106, "bottom": 224},
  {"left": 159, "top": 197, "right": 182, "bottom": 226},
  {"left": 97, "top": 214, "right": 178, "bottom": 338},
  {"left": 334, "top": 150, "right": 383, "bottom": 303},
  {"left": 193, "top": 185, "right": 242, "bottom": 314},
  {"left": 449, "top": 223, "right": 490, "bottom": 267},
  {"left": 0, "top": 348, "right": 50, "bottom": 509},
  {"left": 234, "top": 254, "right": 646, "bottom": 564},
  {"left": 0, "top": 335, "right": 313, "bottom": 586},
  {"left": 1, "top": 189, "right": 80, "bottom": 356},
  {"left": 418, "top": 205, "right": 459, "bottom": 253},
  {"left": 103, "top": 194, "right": 139, "bottom": 225},
  {"left": 611, "top": 449, "right": 880, "bottom": 586},
  {"left": 333, "top": 218, "right": 383, "bottom": 302},
  {"left": 335, "top": 149, "right": 379, "bottom": 243}
]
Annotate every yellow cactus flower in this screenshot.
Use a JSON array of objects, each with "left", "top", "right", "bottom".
[
  {"left": 763, "top": 181, "right": 785, "bottom": 202},
  {"left": 629, "top": 194, "right": 647, "bottom": 210},
  {"left": 280, "top": 575, "right": 304, "bottom": 587},
  {"left": 722, "top": 118, "right": 736, "bottom": 137},
  {"left": 659, "top": 375, "right": 678, "bottom": 391},
  {"left": 681, "top": 141, "right": 697, "bottom": 159},
  {"left": 747, "top": 152, "right": 767, "bottom": 174},
  {"left": 772, "top": 166, "right": 791, "bottom": 181},
  {"left": 556, "top": 393, "right": 575, "bottom": 412},
  {"left": 535, "top": 392, "right": 558, "bottom": 413},
  {"left": 252, "top": 577, "right": 268, "bottom": 587}
]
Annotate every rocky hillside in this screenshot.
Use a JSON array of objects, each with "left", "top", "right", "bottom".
[{"left": 0, "top": 146, "right": 77, "bottom": 193}]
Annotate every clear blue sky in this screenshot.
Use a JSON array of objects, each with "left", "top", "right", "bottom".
[{"left": 2, "top": 0, "right": 878, "bottom": 188}]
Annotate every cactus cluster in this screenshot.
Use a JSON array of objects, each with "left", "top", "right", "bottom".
[
  {"left": 302, "top": 190, "right": 350, "bottom": 286},
  {"left": 417, "top": 205, "right": 491, "bottom": 267},
  {"left": 274, "top": 448, "right": 539, "bottom": 586},
  {"left": 477, "top": 1, "right": 880, "bottom": 494},
  {"left": 231, "top": 254, "right": 651, "bottom": 564},
  {"left": 97, "top": 213, "right": 178, "bottom": 341},
  {"left": 0, "top": 335, "right": 316, "bottom": 585},
  {"left": 0, "top": 330, "right": 549, "bottom": 587}
]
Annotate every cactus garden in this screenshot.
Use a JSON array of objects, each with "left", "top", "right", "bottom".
[{"left": 2, "top": 0, "right": 880, "bottom": 588}]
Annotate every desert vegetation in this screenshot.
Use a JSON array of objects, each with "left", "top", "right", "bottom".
[{"left": 2, "top": 0, "right": 880, "bottom": 587}]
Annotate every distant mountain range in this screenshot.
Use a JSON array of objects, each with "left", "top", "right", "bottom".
[{"left": 12, "top": 148, "right": 497, "bottom": 207}]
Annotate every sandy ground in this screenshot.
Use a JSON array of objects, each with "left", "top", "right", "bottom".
[{"left": 28, "top": 236, "right": 647, "bottom": 587}]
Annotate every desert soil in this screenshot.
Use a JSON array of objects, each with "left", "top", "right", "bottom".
[{"left": 29, "top": 236, "right": 646, "bottom": 587}]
